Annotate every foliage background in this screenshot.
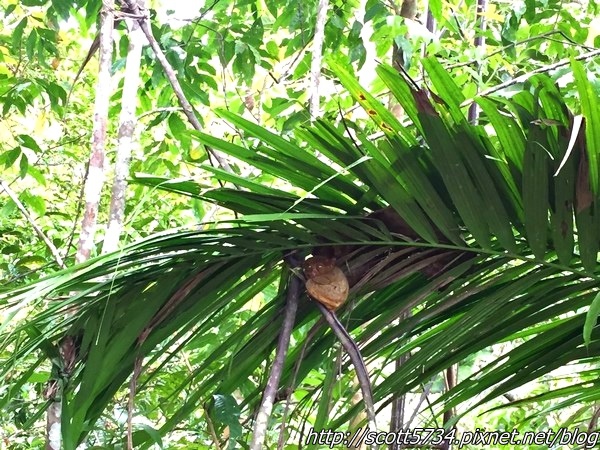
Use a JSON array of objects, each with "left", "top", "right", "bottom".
[{"left": 1, "top": 0, "right": 600, "bottom": 448}]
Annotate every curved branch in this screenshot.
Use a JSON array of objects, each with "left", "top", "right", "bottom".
[{"left": 315, "top": 302, "right": 378, "bottom": 448}]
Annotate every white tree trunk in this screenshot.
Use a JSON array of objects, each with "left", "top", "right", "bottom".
[
  {"left": 102, "top": 15, "right": 144, "bottom": 253},
  {"left": 46, "top": 2, "right": 115, "bottom": 448},
  {"left": 75, "top": 1, "right": 115, "bottom": 263},
  {"left": 309, "top": 0, "right": 329, "bottom": 119}
]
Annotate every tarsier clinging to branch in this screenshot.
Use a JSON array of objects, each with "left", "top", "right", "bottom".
[
  {"left": 303, "top": 256, "right": 350, "bottom": 311},
  {"left": 302, "top": 255, "right": 378, "bottom": 443},
  {"left": 297, "top": 208, "right": 473, "bottom": 444}
]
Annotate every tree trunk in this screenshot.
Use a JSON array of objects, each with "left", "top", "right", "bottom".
[
  {"left": 102, "top": 11, "right": 144, "bottom": 253},
  {"left": 309, "top": 0, "right": 330, "bottom": 118},
  {"left": 46, "top": 1, "right": 115, "bottom": 448}
]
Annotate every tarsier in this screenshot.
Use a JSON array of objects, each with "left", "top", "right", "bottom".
[{"left": 303, "top": 256, "right": 349, "bottom": 310}]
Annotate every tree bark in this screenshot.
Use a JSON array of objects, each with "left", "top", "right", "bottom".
[
  {"left": 102, "top": 6, "right": 145, "bottom": 254},
  {"left": 309, "top": 0, "right": 329, "bottom": 118},
  {"left": 75, "top": 1, "right": 115, "bottom": 263},
  {"left": 46, "top": 1, "right": 115, "bottom": 448},
  {"left": 468, "top": 0, "right": 487, "bottom": 124}
]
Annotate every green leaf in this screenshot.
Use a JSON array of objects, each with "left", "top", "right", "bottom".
[
  {"left": 522, "top": 125, "right": 550, "bottom": 259},
  {"left": 572, "top": 58, "right": 600, "bottom": 194},
  {"left": 477, "top": 97, "right": 525, "bottom": 169},
  {"left": 428, "top": 0, "right": 442, "bottom": 20},
  {"left": 17, "top": 134, "right": 42, "bottom": 152},
  {"left": 422, "top": 58, "right": 466, "bottom": 124},
  {"left": 584, "top": 292, "right": 600, "bottom": 347},
  {"left": 18, "top": 154, "right": 28, "bottom": 179},
  {"left": 21, "top": 191, "right": 45, "bottom": 216},
  {"left": 329, "top": 59, "right": 417, "bottom": 147},
  {"left": 417, "top": 110, "right": 491, "bottom": 248},
  {"left": 12, "top": 17, "right": 27, "bottom": 50},
  {"left": 1, "top": 148, "right": 22, "bottom": 168},
  {"left": 212, "top": 393, "right": 242, "bottom": 448},
  {"left": 50, "top": 0, "right": 72, "bottom": 20}
]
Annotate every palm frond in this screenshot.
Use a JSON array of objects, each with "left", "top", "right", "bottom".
[{"left": 2, "top": 58, "right": 600, "bottom": 447}]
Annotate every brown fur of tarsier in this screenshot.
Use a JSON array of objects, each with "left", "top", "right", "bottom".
[{"left": 303, "top": 256, "right": 350, "bottom": 311}]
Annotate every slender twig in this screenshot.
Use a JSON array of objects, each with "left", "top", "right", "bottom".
[
  {"left": 588, "top": 403, "right": 600, "bottom": 433},
  {"left": 63, "top": 167, "right": 86, "bottom": 261},
  {"left": 120, "top": 0, "right": 234, "bottom": 175},
  {"left": 127, "top": 270, "right": 209, "bottom": 446},
  {"left": 405, "top": 381, "right": 434, "bottom": 429},
  {"left": 127, "top": 357, "right": 142, "bottom": 450},
  {"left": 204, "top": 406, "right": 223, "bottom": 450},
  {"left": 345, "top": 32, "right": 598, "bottom": 118},
  {"left": 0, "top": 180, "right": 65, "bottom": 268},
  {"left": 465, "top": 48, "right": 600, "bottom": 103},
  {"left": 65, "top": 33, "right": 101, "bottom": 108},
  {"left": 389, "top": 312, "right": 411, "bottom": 450},
  {"left": 250, "top": 255, "right": 301, "bottom": 450},
  {"left": 183, "top": 0, "right": 224, "bottom": 44},
  {"left": 277, "top": 301, "right": 348, "bottom": 449},
  {"left": 445, "top": 30, "right": 595, "bottom": 70},
  {"left": 276, "top": 318, "right": 322, "bottom": 449},
  {"left": 136, "top": 106, "right": 184, "bottom": 120},
  {"left": 5, "top": 134, "right": 87, "bottom": 188},
  {"left": 468, "top": 0, "right": 486, "bottom": 124},
  {"left": 439, "top": 365, "right": 457, "bottom": 450}
]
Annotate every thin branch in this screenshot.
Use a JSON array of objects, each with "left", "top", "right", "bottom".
[
  {"left": 137, "top": 106, "right": 184, "bottom": 120},
  {"left": 346, "top": 31, "right": 598, "bottom": 120},
  {"left": 440, "top": 365, "right": 458, "bottom": 450},
  {"left": 120, "top": 0, "right": 234, "bottom": 175},
  {"left": 389, "top": 311, "right": 411, "bottom": 450},
  {"left": 5, "top": 134, "right": 87, "bottom": 188},
  {"left": 466, "top": 48, "right": 600, "bottom": 103},
  {"left": 0, "top": 180, "right": 66, "bottom": 269},
  {"left": 277, "top": 313, "right": 326, "bottom": 449},
  {"left": 250, "top": 255, "right": 301, "bottom": 450},
  {"left": 63, "top": 168, "right": 86, "bottom": 261},
  {"left": 204, "top": 406, "right": 223, "bottom": 450},
  {"left": 588, "top": 403, "right": 600, "bottom": 433},
  {"left": 405, "top": 381, "right": 434, "bottom": 429},
  {"left": 445, "top": 30, "right": 595, "bottom": 70},
  {"left": 127, "top": 357, "right": 142, "bottom": 450},
  {"left": 66, "top": 32, "right": 101, "bottom": 108}
]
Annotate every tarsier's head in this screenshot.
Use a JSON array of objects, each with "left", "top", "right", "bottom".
[{"left": 303, "top": 256, "right": 337, "bottom": 279}]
